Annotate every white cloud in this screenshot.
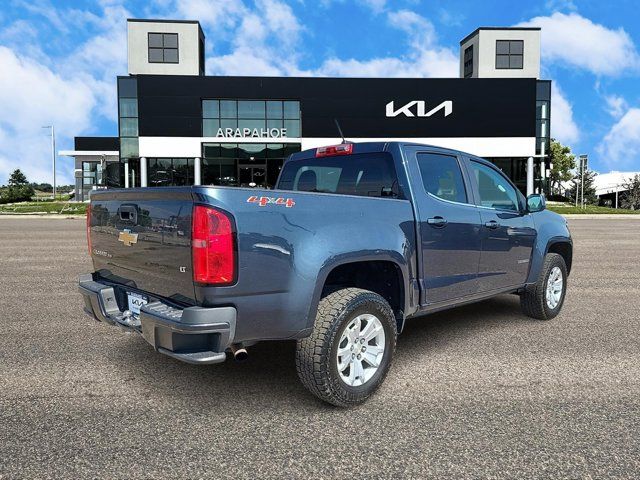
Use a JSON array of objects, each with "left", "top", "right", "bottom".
[
  {"left": 0, "top": 46, "right": 97, "bottom": 184},
  {"left": 597, "top": 108, "right": 640, "bottom": 169},
  {"left": 0, "top": 1, "right": 131, "bottom": 184},
  {"left": 550, "top": 83, "right": 579, "bottom": 144},
  {"left": 205, "top": 0, "right": 305, "bottom": 76},
  {"left": 313, "top": 9, "right": 458, "bottom": 78},
  {"left": 518, "top": 12, "right": 640, "bottom": 76},
  {"left": 174, "top": 0, "right": 246, "bottom": 34},
  {"left": 604, "top": 95, "right": 628, "bottom": 119}
]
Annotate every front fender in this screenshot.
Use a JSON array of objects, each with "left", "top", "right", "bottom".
[{"left": 526, "top": 210, "right": 572, "bottom": 284}]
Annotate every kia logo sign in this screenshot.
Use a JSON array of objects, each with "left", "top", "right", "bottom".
[{"left": 385, "top": 100, "right": 453, "bottom": 118}]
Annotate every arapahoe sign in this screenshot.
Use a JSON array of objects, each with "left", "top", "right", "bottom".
[{"left": 216, "top": 127, "right": 288, "bottom": 138}]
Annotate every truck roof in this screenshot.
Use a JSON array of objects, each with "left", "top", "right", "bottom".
[{"left": 289, "top": 141, "right": 481, "bottom": 162}]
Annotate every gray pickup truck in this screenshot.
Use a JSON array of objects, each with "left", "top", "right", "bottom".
[{"left": 80, "top": 142, "right": 572, "bottom": 406}]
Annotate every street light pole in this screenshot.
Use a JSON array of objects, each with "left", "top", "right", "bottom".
[{"left": 42, "top": 125, "right": 57, "bottom": 199}]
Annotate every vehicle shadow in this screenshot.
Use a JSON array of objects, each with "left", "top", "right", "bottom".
[{"left": 110, "top": 294, "right": 531, "bottom": 411}]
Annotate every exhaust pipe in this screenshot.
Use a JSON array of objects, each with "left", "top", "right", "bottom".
[{"left": 230, "top": 344, "right": 248, "bottom": 362}]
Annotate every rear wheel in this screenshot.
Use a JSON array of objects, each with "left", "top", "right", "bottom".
[
  {"left": 520, "top": 253, "right": 568, "bottom": 320},
  {"left": 295, "top": 288, "right": 397, "bottom": 407}
]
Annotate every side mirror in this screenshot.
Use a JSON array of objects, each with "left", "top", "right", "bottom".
[{"left": 527, "top": 194, "right": 546, "bottom": 213}]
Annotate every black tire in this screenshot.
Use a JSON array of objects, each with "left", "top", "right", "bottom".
[
  {"left": 520, "top": 253, "right": 568, "bottom": 320},
  {"left": 295, "top": 288, "right": 397, "bottom": 407}
]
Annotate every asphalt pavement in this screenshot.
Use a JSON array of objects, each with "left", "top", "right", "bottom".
[{"left": 0, "top": 216, "right": 638, "bottom": 479}]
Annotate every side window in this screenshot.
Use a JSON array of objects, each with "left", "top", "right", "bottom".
[
  {"left": 469, "top": 161, "right": 519, "bottom": 211},
  {"left": 416, "top": 153, "right": 467, "bottom": 203}
]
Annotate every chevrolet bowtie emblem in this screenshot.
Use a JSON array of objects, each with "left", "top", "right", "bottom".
[{"left": 118, "top": 229, "right": 138, "bottom": 246}]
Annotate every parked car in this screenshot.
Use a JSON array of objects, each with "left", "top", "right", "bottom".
[{"left": 79, "top": 142, "right": 572, "bottom": 406}]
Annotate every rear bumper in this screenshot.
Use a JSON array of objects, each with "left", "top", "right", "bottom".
[{"left": 78, "top": 274, "right": 236, "bottom": 365}]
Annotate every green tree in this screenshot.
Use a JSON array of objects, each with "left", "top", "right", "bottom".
[
  {"left": 4, "top": 169, "right": 35, "bottom": 203},
  {"left": 620, "top": 174, "right": 640, "bottom": 210},
  {"left": 568, "top": 168, "right": 598, "bottom": 206},
  {"left": 548, "top": 139, "right": 576, "bottom": 196}
]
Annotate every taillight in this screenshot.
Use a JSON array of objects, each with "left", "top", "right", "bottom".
[
  {"left": 192, "top": 205, "right": 236, "bottom": 285},
  {"left": 315, "top": 143, "right": 353, "bottom": 157},
  {"left": 86, "top": 203, "right": 92, "bottom": 256}
]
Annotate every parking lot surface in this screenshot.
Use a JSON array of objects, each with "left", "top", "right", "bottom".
[{"left": 1, "top": 216, "right": 639, "bottom": 479}]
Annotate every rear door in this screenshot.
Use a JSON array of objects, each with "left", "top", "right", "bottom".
[
  {"left": 89, "top": 188, "right": 195, "bottom": 304},
  {"left": 405, "top": 148, "right": 483, "bottom": 304},
  {"left": 464, "top": 159, "right": 536, "bottom": 291}
]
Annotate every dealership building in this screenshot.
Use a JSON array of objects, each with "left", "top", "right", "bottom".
[{"left": 61, "top": 20, "right": 551, "bottom": 201}]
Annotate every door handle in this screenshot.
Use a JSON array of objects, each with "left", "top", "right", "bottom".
[
  {"left": 484, "top": 220, "right": 500, "bottom": 229},
  {"left": 427, "top": 216, "right": 447, "bottom": 227}
]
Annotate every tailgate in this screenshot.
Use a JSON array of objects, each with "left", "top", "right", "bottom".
[{"left": 88, "top": 188, "right": 195, "bottom": 304}]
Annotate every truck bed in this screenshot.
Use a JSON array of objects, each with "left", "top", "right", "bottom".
[{"left": 88, "top": 185, "right": 417, "bottom": 342}]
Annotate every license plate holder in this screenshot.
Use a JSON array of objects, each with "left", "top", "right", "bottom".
[{"left": 126, "top": 292, "right": 148, "bottom": 316}]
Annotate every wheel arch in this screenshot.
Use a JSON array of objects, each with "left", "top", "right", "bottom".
[
  {"left": 546, "top": 238, "right": 573, "bottom": 275},
  {"left": 306, "top": 256, "right": 408, "bottom": 334}
]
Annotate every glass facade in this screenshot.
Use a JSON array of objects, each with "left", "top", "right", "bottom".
[
  {"left": 486, "top": 157, "right": 528, "bottom": 195},
  {"left": 148, "top": 158, "right": 194, "bottom": 186},
  {"left": 202, "top": 99, "right": 301, "bottom": 138},
  {"left": 536, "top": 80, "right": 552, "bottom": 194},
  {"left": 118, "top": 77, "right": 140, "bottom": 187},
  {"left": 202, "top": 143, "right": 301, "bottom": 188}
]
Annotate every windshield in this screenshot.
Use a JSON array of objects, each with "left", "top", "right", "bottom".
[{"left": 277, "top": 152, "right": 399, "bottom": 198}]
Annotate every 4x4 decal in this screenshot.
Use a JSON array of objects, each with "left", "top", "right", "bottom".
[{"left": 247, "top": 196, "right": 296, "bottom": 208}]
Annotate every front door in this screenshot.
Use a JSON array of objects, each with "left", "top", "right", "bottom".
[
  {"left": 466, "top": 159, "right": 536, "bottom": 291},
  {"left": 409, "top": 150, "right": 483, "bottom": 305},
  {"left": 238, "top": 165, "right": 267, "bottom": 188}
]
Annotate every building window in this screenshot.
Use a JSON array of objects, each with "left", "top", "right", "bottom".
[
  {"left": 202, "top": 143, "right": 301, "bottom": 189},
  {"left": 118, "top": 77, "right": 139, "bottom": 162},
  {"left": 202, "top": 99, "right": 301, "bottom": 138},
  {"left": 148, "top": 158, "right": 193, "bottom": 186},
  {"left": 463, "top": 45, "right": 474, "bottom": 78},
  {"left": 148, "top": 33, "right": 179, "bottom": 64},
  {"left": 496, "top": 40, "right": 523, "bottom": 69},
  {"left": 82, "top": 162, "right": 103, "bottom": 186}
]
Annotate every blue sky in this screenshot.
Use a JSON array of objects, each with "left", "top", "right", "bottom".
[{"left": 1, "top": 0, "right": 639, "bottom": 184}]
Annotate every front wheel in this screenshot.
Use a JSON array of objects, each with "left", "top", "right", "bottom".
[
  {"left": 295, "top": 288, "right": 397, "bottom": 407},
  {"left": 520, "top": 253, "right": 568, "bottom": 320}
]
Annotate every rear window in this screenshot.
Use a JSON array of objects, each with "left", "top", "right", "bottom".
[{"left": 277, "top": 152, "right": 400, "bottom": 198}]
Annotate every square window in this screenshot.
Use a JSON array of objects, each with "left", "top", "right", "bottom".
[
  {"left": 203, "top": 119, "right": 220, "bottom": 136},
  {"left": 120, "top": 138, "right": 138, "bottom": 158},
  {"left": 284, "top": 119, "right": 300, "bottom": 137},
  {"left": 118, "top": 77, "right": 137, "bottom": 97},
  {"left": 283, "top": 101, "right": 300, "bottom": 119},
  {"left": 267, "top": 101, "right": 283, "bottom": 119},
  {"left": 119, "top": 118, "right": 138, "bottom": 137},
  {"left": 496, "top": 40, "right": 510, "bottom": 54},
  {"left": 148, "top": 33, "right": 163, "bottom": 48},
  {"left": 119, "top": 98, "right": 138, "bottom": 117},
  {"left": 509, "top": 55, "right": 523, "bottom": 69},
  {"left": 202, "top": 100, "right": 219, "bottom": 118},
  {"left": 163, "top": 33, "right": 178, "bottom": 48},
  {"left": 148, "top": 32, "right": 179, "bottom": 64},
  {"left": 496, "top": 55, "right": 510, "bottom": 69},
  {"left": 510, "top": 40, "right": 523, "bottom": 54},
  {"left": 163, "top": 48, "right": 178, "bottom": 63},
  {"left": 220, "top": 100, "right": 237, "bottom": 118},
  {"left": 238, "top": 100, "right": 266, "bottom": 119},
  {"left": 148, "top": 48, "right": 164, "bottom": 63}
]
